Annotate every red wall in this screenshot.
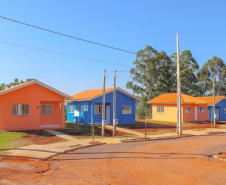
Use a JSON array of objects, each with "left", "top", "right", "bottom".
[
  {"left": 182, "top": 104, "right": 209, "bottom": 123},
  {"left": 0, "top": 84, "right": 65, "bottom": 131}
]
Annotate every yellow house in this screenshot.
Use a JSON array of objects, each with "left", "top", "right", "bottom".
[{"left": 148, "top": 93, "right": 210, "bottom": 123}]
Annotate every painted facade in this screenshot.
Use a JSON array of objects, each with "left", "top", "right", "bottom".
[
  {"left": 67, "top": 88, "right": 140, "bottom": 124},
  {"left": 149, "top": 93, "right": 210, "bottom": 123},
  {"left": 198, "top": 97, "right": 226, "bottom": 121},
  {"left": 0, "top": 80, "right": 72, "bottom": 131}
]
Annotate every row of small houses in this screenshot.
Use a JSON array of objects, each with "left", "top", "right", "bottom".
[{"left": 0, "top": 79, "right": 225, "bottom": 131}]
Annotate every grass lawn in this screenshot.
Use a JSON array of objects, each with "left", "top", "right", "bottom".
[
  {"left": 0, "top": 130, "right": 66, "bottom": 157},
  {"left": 0, "top": 132, "right": 26, "bottom": 156},
  {"left": 0, "top": 132, "right": 26, "bottom": 147}
]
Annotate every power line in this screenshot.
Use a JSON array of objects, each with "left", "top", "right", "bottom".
[
  {"left": 0, "top": 40, "right": 131, "bottom": 68},
  {"left": 0, "top": 15, "right": 137, "bottom": 55}
]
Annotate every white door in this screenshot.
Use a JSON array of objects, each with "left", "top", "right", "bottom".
[
  {"left": 195, "top": 106, "right": 198, "bottom": 121},
  {"left": 106, "top": 106, "right": 110, "bottom": 124},
  {"left": 216, "top": 108, "right": 220, "bottom": 120}
]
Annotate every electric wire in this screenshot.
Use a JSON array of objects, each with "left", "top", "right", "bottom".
[
  {"left": 0, "top": 16, "right": 137, "bottom": 55},
  {"left": 0, "top": 40, "right": 131, "bottom": 68}
]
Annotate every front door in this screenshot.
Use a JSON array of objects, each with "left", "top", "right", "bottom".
[
  {"left": 106, "top": 106, "right": 110, "bottom": 124},
  {"left": 195, "top": 106, "right": 198, "bottom": 121},
  {"left": 216, "top": 108, "right": 220, "bottom": 120}
]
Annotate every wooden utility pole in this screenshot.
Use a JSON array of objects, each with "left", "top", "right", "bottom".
[
  {"left": 176, "top": 33, "right": 182, "bottom": 135},
  {"left": 102, "top": 70, "right": 106, "bottom": 136},
  {"left": 113, "top": 70, "right": 116, "bottom": 136},
  {"left": 213, "top": 79, "right": 216, "bottom": 128}
]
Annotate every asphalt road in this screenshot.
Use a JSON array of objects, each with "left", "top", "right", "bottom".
[{"left": 3, "top": 133, "right": 226, "bottom": 185}]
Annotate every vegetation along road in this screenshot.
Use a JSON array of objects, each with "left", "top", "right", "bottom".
[{"left": 1, "top": 133, "right": 226, "bottom": 185}]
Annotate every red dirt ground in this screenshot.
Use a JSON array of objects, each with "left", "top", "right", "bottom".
[
  {"left": 1, "top": 133, "right": 226, "bottom": 184},
  {"left": 22, "top": 134, "right": 65, "bottom": 145},
  {"left": 0, "top": 157, "right": 49, "bottom": 183},
  {"left": 126, "top": 120, "right": 220, "bottom": 132}
]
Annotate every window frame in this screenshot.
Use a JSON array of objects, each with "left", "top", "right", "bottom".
[
  {"left": 69, "top": 105, "right": 74, "bottom": 113},
  {"left": 12, "top": 104, "right": 30, "bottom": 116},
  {"left": 84, "top": 105, "right": 88, "bottom": 111},
  {"left": 200, "top": 107, "right": 205, "bottom": 113},
  {"left": 122, "top": 105, "right": 132, "bottom": 114},
  {"left": 157, "top": 106, "right": 164, "bottom": 113},
  {"left": 185, "top": 106, "right": 191, "bottom": 114},
  {"left": 41, "top": 104, "right": 53, "bottom": 115},
  {"left": 94, "top": 105, "right": 102, "bottom": 114},
  {"left": 81, "top": 105, "right": 83, "bottom": 114}
]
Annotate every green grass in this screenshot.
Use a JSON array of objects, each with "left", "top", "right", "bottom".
[{"left": 0, "top": 132, "right": 26, "bottom": 146}]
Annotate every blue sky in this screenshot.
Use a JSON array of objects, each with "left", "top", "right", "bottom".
[{"left": 0, "top": 0, "right": 225, "bottom": 95}]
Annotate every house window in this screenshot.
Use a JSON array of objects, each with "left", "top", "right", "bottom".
[
  {"left": 94, "top": 105, "right": 102, "bottom": 114},
  {"left": 69, "top": 105, "right": 74, "bottom": 113},
  {"left": 84, "top": 105, "right": 88, "bottom": 111},
  {"left": 81, "top": 105, "right": 83, "bottom": 114},
  {"left": 157, "top": 106, "right": 164, "bottom": 113},
  {"left": 41, "top": 105, "right": 53, "bottom": 115},
  {"left": 122, "top": 106, "right": 132, "bottom": 114},
  {"left": 185, "top": 106, "right": 191, "bottom": 113},
  {"left": 12, "top": 104, "right": 29, "bottom": 115},
  {"left": 200, "top": 107, "right": 204, "bottom": 113}
]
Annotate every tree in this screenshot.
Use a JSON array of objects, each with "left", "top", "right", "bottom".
[
  {"left": 171, "top": 50, "right": 201, "bottom": 96},
  {"left": 127, "top": 46, "right": 176, "bottom": 118},
  {"left": 0, "top": 83, "right": 6, "bottom": 91},
  {"left": 0, "top": 78, "right": 34, "bottom": 91},
  {"left": 198, "top": 56, "right": 226, "bottom": 96}
]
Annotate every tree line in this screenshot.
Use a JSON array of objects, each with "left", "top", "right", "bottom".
[
  {"left": 0, "top": 78, "right": 34, "bottom": 91},
  {"left": 126, "top": 46, "right": 226, "bottom": 119}
]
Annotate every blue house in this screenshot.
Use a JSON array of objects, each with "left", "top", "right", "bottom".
[
  {"left": 198, "top": 96, "right": 226, "bottom": 121},
  {"left": 66, "top": 87, "right": 141, "bottom": 125}
]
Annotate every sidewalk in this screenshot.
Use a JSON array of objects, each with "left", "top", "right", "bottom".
[
  {"left": 6, "top": 127, "right": 226, "bottom": 159},
  {"left": 7, "top": 130, "right": 90, "bottom": 159}
]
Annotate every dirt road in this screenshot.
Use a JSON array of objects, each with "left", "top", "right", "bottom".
[{"left": 2, "top": 133, "right": 226, "bottom": 185}]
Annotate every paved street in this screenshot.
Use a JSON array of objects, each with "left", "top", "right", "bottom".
[{"left": 3, "top": 133, "right": 225, "bottom": 185}]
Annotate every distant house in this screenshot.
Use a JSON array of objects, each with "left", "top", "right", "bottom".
[
  {"left": 198, "top": 96, "right": 226, "bottom": 121},
  {"left": 0, "top": 80, "right": 72, "bottom": 131},
  {"left": 66, "top": 87, "right": 141, "bottom": 125},
  {"left": 148, "top": 93, "right": 210, "bottom": 123}
]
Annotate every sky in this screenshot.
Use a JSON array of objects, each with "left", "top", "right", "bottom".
[{"left": 0, "top": 0, "right": 225, "bottom": 96}]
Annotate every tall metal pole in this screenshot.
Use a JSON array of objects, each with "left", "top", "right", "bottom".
[
  {"left": 177, "top": 33, "right": 182, "bottom": 135},
  {"left": 102, "top": 70, "right": 106, "bottom": 136},
  {"left": 113, "top": 70, "right": 116, "bottom": 136},
  {"left": 213, "top": 79, "right": 216, "bottom": 128}
]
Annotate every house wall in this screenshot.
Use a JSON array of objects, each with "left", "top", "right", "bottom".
[
  {"left": 66, "top": 101, "right": 92, "bottom": 123},
  {"left": 67, "top": 90, "right": 136, "bottom": 124},
  {"left": 92, "top": 91, "right": 136, "bottom": 124},
  {"left": 0, "top": 84, "right": 65, "bottom": 131},
  {"left": 209, "top": 99, "right": 226, "bottom": 121},
  {"left": 152, "top": 104, "right": 177, "bottom": 122},
  {"left": 152, "top": 103, "right": 209, "bottom": 123}
]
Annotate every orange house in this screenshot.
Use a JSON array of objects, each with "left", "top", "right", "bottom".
[
  {"left": 0, "top": 80, "right": 72, "bottom": 131},
  {"left": 148, "top": 93, "right": 210, "bottom": 123}
]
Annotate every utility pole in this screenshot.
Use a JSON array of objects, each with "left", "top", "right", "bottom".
[
  {"left": 176, "top": 33, "right": 182, "bottom": 135},
  {"left": 113, "top": 70, "right": 116, "bottom": 136},
  {"left": 213, "top": 79, "right": 216, "bottom": 128},
  {"left": 102, "top": 70, "right": 106, "bottom": 137}
]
